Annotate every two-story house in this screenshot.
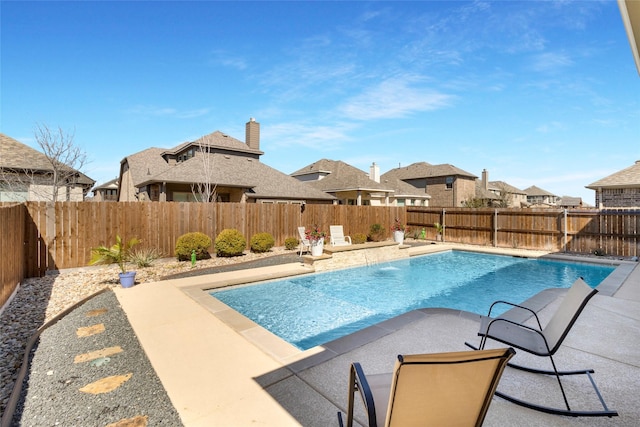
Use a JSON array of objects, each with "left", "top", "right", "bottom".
[
  {"left": 381, "top": 162, "right": 476, "bottom": 207},
  {"left": 291, "top": 159, "right": 395, "bottom": 205},
  {"left": 0, "top": 133, "right": 94, "bottom": 202},
  {"left": 117, "top": 119, "right": 334, "bottom": 204},
  {"left": 478, "top": 169, "right": 528, "bottom": 207},
  {"left": 523, "top": 185, "right": 559, "bottom": 207},
  {"left": 91, "top": 178, "right": 119, "bottom": 201},
  {"left": 586, "top": 160, "right": 640, "bottom": 208}
]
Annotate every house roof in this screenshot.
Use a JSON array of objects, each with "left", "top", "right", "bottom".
[
  {"left": 382, "top": 162, "right": 477, "bottom": 180},
  {"left": 93, "top": 178, "right": 119, "bottom": 190},
  {"left": 585, "top": 160, "right": 640, "bottom": 189},
  {"left": 475, "top": 181, "right": 499, "bottom": 200},
  {"left": 293, "top": 159, "right": 395, "bottom": 193},
  {"left": 162, "top": 131, "right": 263, "bottom": 157},
  {"left": 122, "top": 141, "right": 334, "bottom": 201},
  {"left": 0, "top": 133, "right": 94, "bottom": 185},
  {"left": 524, "top": 185, "right": 557, "bottom": 197},
  {"left": 488, "top": 181, "right": 526, "bottom": 195},
  {"left": 558, "top": 196, "right": 583, "bottom": 207}
]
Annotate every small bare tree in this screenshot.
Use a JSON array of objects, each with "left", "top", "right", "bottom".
[
  {"left": 0, "top": 124, "right": 89, "bottom": 202},
  {"left": 34, "top": 124, "right": 89, "bottom": 202},
  {"left": 190, "top": 137, "right": 217, "bottom": 202}
]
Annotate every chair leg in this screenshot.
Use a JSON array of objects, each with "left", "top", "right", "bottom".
[{"left": 465, "top": 341, "right": 617, "bottom": 417}]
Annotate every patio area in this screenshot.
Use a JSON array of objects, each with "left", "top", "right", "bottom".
[{"left": 115, "top": 244, "right": 640, "bottom": 426}]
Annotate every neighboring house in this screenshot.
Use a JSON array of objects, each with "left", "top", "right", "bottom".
[
  {"left": 91, "top": 178, "right": 119, "bottom": 201},
  {"left": 524, "top": 185, "right": 559, "bottom": 207},
  {"left": 586, "top": 160, "right": 640, "bottom": 208},
  {"left": 478, "top": 169, "right": 528, "bottom": 207},
  {"left": 290, "top": 159, "right": 396, "bottom": 206},
  {"left": 0, "top": 133, "right": 94, "bottom": 202},
  {"left": 118, "top": 119, "right": 335, "bottom": 204},
  {"left": 558, "top": 196, "right": 584, "bottom": 209},
  {"left": 376, "top": 164, "right": 431, "bottom": 207},
  {"left": 381, "top": 162, "right": 476, "bottom": 207}
]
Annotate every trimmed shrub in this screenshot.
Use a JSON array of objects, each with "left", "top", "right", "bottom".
[
  {"left": 175, "top": 232, "right": 212, "bottom": 261},
  {"left": 250, "top": 232, "right": 275, "bottom": 253},
  {"left": 214, "top": 228, "right": 246, "bottom": 257},
  {"left": 284, "top": 237, "right": 299, "bottom": 251},
  {"left": 368, "top": 224, "right": 386, "bottom": 242},
  {"left": 352, "top": 233, "right": 367, "bottom": 244}
]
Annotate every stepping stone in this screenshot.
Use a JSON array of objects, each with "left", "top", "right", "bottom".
[
  {"left": 86, "top": 308, "right": 108, "bottom": 317},
  {"left": 74, "top": 346, "right": 123, "bottom": 363},
  {"left": 105, "top": 415, "right": 148, "bottom": 427},
  {"left": 76, "top": 323, "right": 105, "bottom": 337},
  {"left": 79, "top": 373, "right": 132, "bottom": 394}
]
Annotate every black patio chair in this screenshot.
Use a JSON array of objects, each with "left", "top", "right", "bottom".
[{"left": 465, "top": 277, "right": 618, "bottom": 417}]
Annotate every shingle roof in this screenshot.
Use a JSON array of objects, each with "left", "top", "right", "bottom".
[
  {"left": 124, "top": 145, "right": 333, "bottom": 201},
  {"left": 586, "top": 161, "right": 640, "bottom": 189},
  {"left": 293, "top": 159, "right": 395, "bottom": 193},
  {"left": 162, "top": 131, "right": 263, "bottom": 157},
  {"left": 382, "top": 162, "right": 477, "bottom": 180},
  {"left": 0, "top": 133, "right": 94, "bottom": 185},
  {"left": 488, "top": 180, "right": 525, "bottom": 194},
  {"left": 93, "top": 178, "right": 119, "bottom": 190},
  {"left": 524, "top": 185, "right": 557, "bottom": 197}
]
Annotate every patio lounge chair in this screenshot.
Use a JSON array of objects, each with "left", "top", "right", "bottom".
[
  {"left": 337, "top": 347, "right": 515, "bottom": 427},
  {"left": 465, "top": 277, "right": 618, "bottom": 417},
  {"left": 330, "top": 225, "right": 352, "bottom": 246},
  {"left": 297, "top": 226, "right": 311, "bottom": 256}
]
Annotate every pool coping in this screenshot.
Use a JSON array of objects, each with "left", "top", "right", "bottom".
[{"left": 170, "top": 243, "right": 636, "bottom": 368}]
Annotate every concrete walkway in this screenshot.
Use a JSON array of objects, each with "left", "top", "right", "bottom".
[{"left": 115, "top": 246, "right": 640, "bottom": 426}]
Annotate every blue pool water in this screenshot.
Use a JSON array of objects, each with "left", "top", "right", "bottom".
[{"left": 211, "top": 251, "right": 615, "bottom": 350}]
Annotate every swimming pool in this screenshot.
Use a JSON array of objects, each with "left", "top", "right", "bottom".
[{"left": 210, "top": 251, "right": 615, "bottom": 350}]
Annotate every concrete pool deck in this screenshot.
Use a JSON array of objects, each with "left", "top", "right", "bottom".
[{"left": 115, "top": 244, "right": 640, "bottom": 426}]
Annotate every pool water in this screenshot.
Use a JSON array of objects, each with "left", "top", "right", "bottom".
[{"left": 211, "top": 251, "right": 615, "bottom": 350}]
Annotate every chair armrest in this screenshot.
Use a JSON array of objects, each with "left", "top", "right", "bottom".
[
  {"left": 345, "top": 236, "right": 352, "bottom": 244},
  {"left": 488, "top": 300, "right": 543, "bottom": 330},
  {"left": 347, "top": 362, "right": 378, "bottom": 427}
]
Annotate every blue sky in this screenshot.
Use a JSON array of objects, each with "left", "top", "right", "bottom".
[{"left": 2, "top": 0, "right": 639, "bottom": 204}]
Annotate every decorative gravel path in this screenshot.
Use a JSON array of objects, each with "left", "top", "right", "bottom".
[{"left": 0, "top": 247, "right": 297, "bottom": 424}]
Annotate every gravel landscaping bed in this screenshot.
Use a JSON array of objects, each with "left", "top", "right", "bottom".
[{"left": 0, "top": 247, "right": 299, "bottom": 423}]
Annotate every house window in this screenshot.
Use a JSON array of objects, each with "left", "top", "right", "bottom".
[
  {"left": 446, "top": 176, "right": 454, "bottom": 189},
  {"left": 397, "top": 198, "right": 405, "bottom": 206}
]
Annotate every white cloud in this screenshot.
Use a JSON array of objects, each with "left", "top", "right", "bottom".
[
  {"left": 126, "top": 105, "right": 210, "bottom": 119},
  {"left": 530, "top": 52, "right": 573, "bottom": 73},
  {"left": 338, "top": 77, "right": 454, "bottom": 120}
]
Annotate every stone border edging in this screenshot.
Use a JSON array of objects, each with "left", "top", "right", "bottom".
[{"left": 0, "top": 287, "right": 111, "bottom": 427}]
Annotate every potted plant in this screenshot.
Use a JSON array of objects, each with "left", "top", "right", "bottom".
[
  {"left": 391, "top": 218, "right": 407, "bottom": 244},
  {"left": 305, "top": 225, "right": 327, "bottom": 256},
  {"left": 434, "top": 222, "right": 444, "bottom": 241},
  {"left": 90, "top": 235, "right": 141, "bottom": 287}
]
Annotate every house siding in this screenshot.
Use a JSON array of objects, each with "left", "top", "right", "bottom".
[{"left": 596, "top": 188, "right": 640, "bottom": 208}]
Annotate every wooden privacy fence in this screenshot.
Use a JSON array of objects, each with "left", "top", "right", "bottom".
[
  {"left": 18, "top": 201, "right": 405, "bottom": 278},
  {"left": 2, "top": 202, "right": 639, "bottom": 289},
  {"left": 1, "top": 203, "right": 26, "bottom": 308},
  {"left": 407, "top": 207, "right": 640, "bottom": 256}
]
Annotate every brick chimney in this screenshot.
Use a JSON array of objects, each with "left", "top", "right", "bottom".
[
  {"left": 245, "top": 118, "right": 260, "bottom": 150},
  {"left": 482, "top": 169, "right": 489, "bottom": 190}
]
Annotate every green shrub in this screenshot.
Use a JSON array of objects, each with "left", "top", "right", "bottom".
[
  {"left": 284, "top": 237, "right": 299, "bottom": 250},
  {"left": 368, "top": 224, "right": 386, "bottom": 242},
  {"left": 250, "top": 232, "right": 275, "bottom": 253},
  {"left": 352, "top": 233, "right": 367, "bottom": 244},
  {"left": 129, "top": 247, "right": 162, "bottom": 268},
  {"left": 175, "top": 232, "right": 212, "bottom": 261},
  {"left": 214, "top": 228, "right": 246, "bottom": 257}
]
